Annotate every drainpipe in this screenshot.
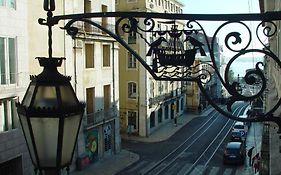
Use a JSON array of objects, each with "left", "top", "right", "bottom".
[{"left": 111, "top": 41, "right": 117, "bottom": 153}]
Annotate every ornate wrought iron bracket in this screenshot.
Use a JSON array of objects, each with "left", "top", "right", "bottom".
[{"left": 40, "top": 0, "right": 281, "bottom": 132}]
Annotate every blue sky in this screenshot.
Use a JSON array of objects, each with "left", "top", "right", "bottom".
[
  {"left": 178, "top": 0, "right": 264, "bottom": 57},
  {"left": 179, "top": 0, "right": 264, "bottom": 75},
  {"left": 181, "top": 0, "right": 260, "bottom": 14}
]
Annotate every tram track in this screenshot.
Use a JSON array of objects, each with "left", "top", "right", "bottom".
[
  {"left": 142, "top": 104, "right": 248, "bottom": 175},
  {"left": 182, "top": 105, "right": 247, "bottom": 175}
]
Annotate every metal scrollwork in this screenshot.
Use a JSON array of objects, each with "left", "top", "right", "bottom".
[{"left": 46, "top": 11, "right": 281, "bottom": 130}]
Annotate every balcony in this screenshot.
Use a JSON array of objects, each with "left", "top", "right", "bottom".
[
  {"left": 149, "top": 92, "right": 173, "bottom": 107},
  {"left": 82, "top": 21, "right": 115, "bottom": 35},
  {"left": 0, "top": 72, "right": 29, "bottom": 97},
  {"left": 86, "top": 107, "right": 116, "bottom": 126}
]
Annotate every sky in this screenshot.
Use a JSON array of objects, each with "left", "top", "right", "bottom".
[
  {"left": 179, "top": 0, "right": 265, "bottom": 76},
  {"left": 179, "top": 0, "right": 264, "bottom": 55},
  {"left": 181, "top": 0, "right": 260, "bottom": 14}
]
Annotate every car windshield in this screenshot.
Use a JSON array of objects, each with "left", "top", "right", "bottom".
[
  {"left": 234, "top": 125, "right": 244, "bottom": 129},
  {"left": 226, "top": 148, "right": 240, "bottom": 154}
]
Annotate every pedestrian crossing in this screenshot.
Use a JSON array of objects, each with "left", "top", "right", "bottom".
[
  {"left": 121, "top": 160, "right": 253, "bottom": 175},
  {"left": 125, "top": 159, "right": 253, "bottom": 175}
]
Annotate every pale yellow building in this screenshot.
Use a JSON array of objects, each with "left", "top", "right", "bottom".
[{"left": 116, "top": 0, "right": 186, "bottom": 137}]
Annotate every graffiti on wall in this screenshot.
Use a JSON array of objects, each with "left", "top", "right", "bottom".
[{"left": 85, "top": 128, "right": 99, "bottom": 162}]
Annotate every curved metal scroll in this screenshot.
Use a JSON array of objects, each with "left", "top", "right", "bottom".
[{"left": 46, "top": 12, "right": 281, "bottom": 131}]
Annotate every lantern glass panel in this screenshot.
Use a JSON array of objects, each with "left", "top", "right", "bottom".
[
  {"left": 33, "top": 86, "right": 58, "bottom": 108},
  {"left": 59, "top": 85, "right": 79, "bottom": 106},
  {"left": 30, "top": 117, "right": 59, "bottom": 167},
  {"left": 18, "top": 114, "right": 37, "bottom": 166},
  {"left": 61, "top": 114, "right": 82, "bottom": 166},
  {"left": 22, "top": 84, "right": 36, "bottom": 106}
]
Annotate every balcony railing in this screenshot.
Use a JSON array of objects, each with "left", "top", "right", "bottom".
[
  {"left": 86, "top": 107, "right": 116, "bottom": 126},
  {"left": 149, "top": 92, "right": 173, "bottom": 107},
  {"left": 82, "top": 21, "right": 115, "bottom": 35},
  {"left": 0, "top": 72, "right": 29, "bottom": 88}
]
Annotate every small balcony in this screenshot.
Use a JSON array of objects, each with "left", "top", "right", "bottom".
[
  {"left": 77, "top": 21, "right": 115, "bottom": 35},
  {"left": 149, "top": 92, "right": 173, "bottom": 107},
  {"left": 86, "top": 107, "right": 116, "bottom": 126}
]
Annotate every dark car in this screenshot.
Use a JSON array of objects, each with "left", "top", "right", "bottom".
[
  {"left": 223, "top": 142, "right": 245, "bottom": 165},
  {"left": 230, "top": 131, "right": 244, "bottom": 142}
]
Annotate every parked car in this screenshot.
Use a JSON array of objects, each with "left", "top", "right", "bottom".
[
  {"left": 239, "top": 115, "right": 251, "bottom": 128},
  {"left": 230, "top": 130, "right": 244, "bottom": 142},
  {"left": 232, "top": 121, "right": 248, "bottom": 138},
  {"left": 223, "top": 142, "right": 245, "bottom": 165}
]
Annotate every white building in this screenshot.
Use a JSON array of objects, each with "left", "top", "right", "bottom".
[
  {"left": 0, "top": 0, "right": 32, "bottom": 174},
  {"left": 64, "top": 0, "right": 121, "bottom": 171}
]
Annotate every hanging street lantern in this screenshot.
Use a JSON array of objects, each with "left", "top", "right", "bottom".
[
  {"left": 16, "top": 57, "right": 85, "bottom": 174},
  {"left": 16, "top": 1, "right": 85, "bottom": 174}
]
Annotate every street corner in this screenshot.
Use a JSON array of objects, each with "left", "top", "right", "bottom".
[{"left": 117, "top": 149, "right": 140, "bottom": 170}]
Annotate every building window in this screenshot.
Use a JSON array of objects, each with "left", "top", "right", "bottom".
[
  {"left": 128, "top": 52, "right": 136, "bottom": 68},
  {"left": 150, "top": 81, "right": 154, "bottom": 97},
  {"left": 158, "top": 81, "right": 162, "bottom": 95},
  {"left": 0, "top": 98, "right": 18, "bottom": 132},
  {"left": 84, "top": 0, "right": 92, "bottom": 32},
  {"left": 165, "top": 81, "right": 168, "bottom": 92},
  {"left": 164, "top": 105, "right": 169, "bottom": 119},
  {"left": 0, "top": 0, "right": 16, "bottom": 9},
  {"left": 158, "top": 108, "right": 162, "bottom": 123},
  {"left": 0, "top": 37, "right": 16, "bottom": 85},
  {"left": 128, "top": 82, "right": 137, "bottom": 99},
  {"left": 128, "top": 31, "right": 136, "bottom": 44},
  {"left": 85, "top": 43, "right": 94, "bottom": 68},
  {"left": 0, "top": 156, "right": 22, "bottom": 175},
  {"left": 101, "top": 5, "right": 108, "bottom": 33},
  {"left": 150, "top": 112, "right": 155, "bottom": 128},
  {"left": 127, "top": 111, "right": 137, "bottom": 130},
  {"left": 86, "top": 87, "right": 95, "bottom": 114},
  {"left": 103, "top": 45, "right": 110, "bottom": 67},
  {"left": 103, "top": 85, "right": 111, "bottom": 111}
]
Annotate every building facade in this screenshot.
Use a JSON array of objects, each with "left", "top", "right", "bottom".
[
  {"left": 186, "top": 34, "right": 223, "bottom": 111},
  {"left": 1, "top": 0, "right": 121, "bottom": 174},
  {"left": 116, "top": 0, "right": 186, "bottom": 137},
  {"left": 64, "top": 0, "right": 121, "bottom": 171},
  {"left": 260, "top": 0, "right": 281, "bottom": 174},
  {"left": 0, "top": 0, "right": 33, "bottom": 174}
]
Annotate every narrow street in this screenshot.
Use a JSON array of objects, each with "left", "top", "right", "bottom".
[{"left": 117, "top": 103, "right": 249, "bottom": 175}]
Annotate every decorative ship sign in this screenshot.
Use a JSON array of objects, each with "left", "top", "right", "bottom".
[{"left": 146, "top": 21, "right": 206, "bottom": 73}]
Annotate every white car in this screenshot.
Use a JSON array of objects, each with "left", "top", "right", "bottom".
[
  {"left": 232, "top": 121, "right": 248, "bottom": 139},
  {"left": 239, "top": 115, "right": 251, "bottom": 128}
]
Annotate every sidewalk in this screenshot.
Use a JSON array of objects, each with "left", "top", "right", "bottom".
[
  {"left": 71, "top": 108, "right": 212, "bottom": 175},
  {"left": 236, "top": 107, "right": 263, "bottom": 175},
  {"left": 268, "top": 122, "right": 281, "bottom": 175},
  {"left": 121, "top": 110, "right": 212, "bottom": 143}
]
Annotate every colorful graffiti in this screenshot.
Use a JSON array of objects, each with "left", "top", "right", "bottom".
[{"left": 84, "top": 128, "right": 99, "bottom": 162}]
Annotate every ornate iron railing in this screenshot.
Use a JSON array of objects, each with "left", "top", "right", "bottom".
[{"left": 39, "top": 1, "right": 281, "bottom": 131}]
